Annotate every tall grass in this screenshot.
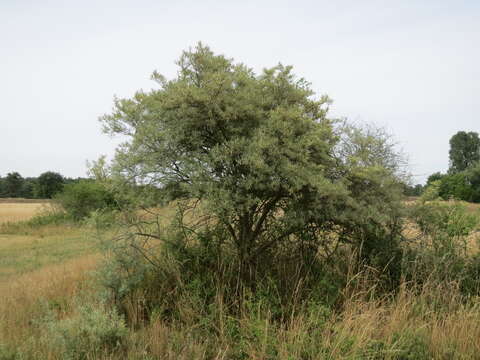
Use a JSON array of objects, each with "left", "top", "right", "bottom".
[
  {"left": 2, "top": 257, "right": 480, "bottom": 359},
  {"left": 2, "top": 200, "right": 480, "bottom": 359},
  {"left": 0, "top": 255, "right": 99, "bottom": 354}
]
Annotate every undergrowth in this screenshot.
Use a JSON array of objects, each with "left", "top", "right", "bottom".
[{"left": 2, "top": 201, "right": 480, "bottom": 359}]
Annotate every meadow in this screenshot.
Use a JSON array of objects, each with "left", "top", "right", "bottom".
[
  {"left": 0, "top": 200, "right": 96, "bottom": 280},
  {"left": 0, "top": 199, "right": 50, "bottom": 224},
  {"left": 2, "top": 199, "right": 480, "bottom": 359}
]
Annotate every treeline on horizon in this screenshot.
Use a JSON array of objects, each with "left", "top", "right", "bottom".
[
  {"left": 4, "top": 128, "right": 480, "bottom": 202},
  {"left": 0, "top": 171, "right": 88, "bottom": 199},
  {"left": 417, "top": 131, "right": 480, "bottom": 203},
  {"left": 0, "top": 169, "right": 426, "bottom": 200}
]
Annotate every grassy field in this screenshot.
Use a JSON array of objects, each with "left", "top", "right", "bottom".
[
  {"left": 0, "top": 200, "right": 96, "bottom": 280},
  {"left": 0, "top": 253, "right": 99, "bottom": 349},
  {"left": 0, "top": 200, "right": 52, "bottom": 224},
  {"left": 0, "top": 228, "right": 95, "bottom": 280},
  {"left": 1, "top": 199, "right": 480, "bottom": 359},
  {"left": 0, "top": 199, "right": 101, "bottom": 355}
]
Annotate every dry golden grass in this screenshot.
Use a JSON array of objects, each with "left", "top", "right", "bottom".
[
  {"left": 0, "top": 253, "right": 100, "bottom": 349},
  {"left": 5, "top": 260, "right": 480, "bottom": 360},
  {"left": 2, "top": 199, "right": 480, "bottom": 358},
  {"left": 117, "top": 279, "right": 480, "bottom": 359},
  {"left": 331, "top": 284, "right": 480, "bottom": 358},
  {"left": 0, "top": 225, "right": 95, "bottom": 280},
  {"left": 402, "top": 199, "right": 480, "bottom": 256},
  {"left": 0, "top": 201, "right": 52, "bottom": 223},
  {"left": 0, "top": 206, "right": 103, "bottom": 358}
]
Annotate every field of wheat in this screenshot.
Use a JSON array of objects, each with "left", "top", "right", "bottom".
[{"left": 0, "top": 199, "right": 52, "bottom": 223}]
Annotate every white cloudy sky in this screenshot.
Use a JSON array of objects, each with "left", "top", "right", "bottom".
[{"left": 1, "top": 0, "right": 479, "bottom": 183}]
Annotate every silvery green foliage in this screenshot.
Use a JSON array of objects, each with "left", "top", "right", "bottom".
[
  {"left": 101, "top": 43, "right": 405, "bottom": 277},
  {"left": 46, "top": 302, "right": 127, "bottom": 360},
  {"left": 449, "top": 131, "right": 480, "bottom": 173},
  {"left": 334, "top": 120, "right": 409, "bottom": 182},
  {"left": 420, "top": 180, "right": 441, "bottom": 202},
  {"left": 97, "top": 235, "right": 155, "bottom": 303}
]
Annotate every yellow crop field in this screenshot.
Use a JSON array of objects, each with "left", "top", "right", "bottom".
[{"left": 0, "top": 200, "right": 52, "bottom": 224}]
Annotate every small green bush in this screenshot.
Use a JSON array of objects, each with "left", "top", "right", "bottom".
[
  {"left": 364, "top": 331, "right": 431, "bottom": 360},
  {"left": 420, "top": 180, "right": 441, "bottom": 202},
  {"left": 0, "top": 344, "right": 18, "bottom": 360},
  {"left": 438, "top": 173, "right": 474, "bottom": 202},
  {"left": 0, "top": 210, "right": 72, "bottom": 235},
  {"left": 406, "top": 201, "right": 480, "bottom": 296},
  {"left": 410, "top": 201, "right": 477, "bottom": 257},
  {"left": 391, "top": 331, "right": 431, "bottom": 360},
  {"left": 461, "top": 253, "right": 480, "bottom": 295},
  {"left": 97, "top": 239, "right": 159, "bottom": 321},
  {"left": 26, "top": 211, "right": 72, "bottom": 226},
  {"left": 46, "top": 302, "right": 128, "bottom": 360}
]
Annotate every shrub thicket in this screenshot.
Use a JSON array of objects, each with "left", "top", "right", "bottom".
[
  {"left": 405, "top": 201, "right": 480, "bottom": 295},
  {"left": 55, "top": 180, "right": 118, "bottom": 221},
  {"left": 424, "top": 164, "right": 480, "bottom": 203},
  {"left": 98, "top": 44, "right": 406, "bottom": 315}
]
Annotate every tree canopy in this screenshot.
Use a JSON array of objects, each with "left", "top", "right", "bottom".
[
  {"left": 0, "top": 171, "right": 85, "bottom": 199},
  {"left": 35, "top": 171, "right": 65, "bottom": 199},
  {"left": 422, "top": 131, "right": 480, "bottom": 203},
  {"left": 2, "top": 172, "right": 24, "bottom": 198},
  {"left": 102, "top": 44, "right": 405, "bottom": 284},
  {"left": 449, "top": 131, "right": 480, "bottom": 173}
]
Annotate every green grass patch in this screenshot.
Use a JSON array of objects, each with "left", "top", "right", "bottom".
[{"left": 0, "top": 229, "right": 96, "bottom": 281}]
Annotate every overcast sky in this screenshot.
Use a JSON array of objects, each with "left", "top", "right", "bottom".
[{"left": 1, "top": 0, "right": 479, "bottom": 183}]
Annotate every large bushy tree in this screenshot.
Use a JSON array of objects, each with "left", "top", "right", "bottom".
[
  {"left": 449, "top": 131, "right": 480, "bottom": 173},
  {"left": 34, "top": 171, "right": 65, "bottom": 199},
  {"left": 56, "top": 180, "right": 117, "bottom": 220},
  {"left": 3, "top": 172, "right": 24, "bottom": 198},
  {"left": 101, "top": 44, "right": 405, "bottom": 284},
  {"left": 427, "top": 172, "right": 445, "bottom": 186},
  {"left": 434, "top": 164, "right": 480, "bottom": 203}
]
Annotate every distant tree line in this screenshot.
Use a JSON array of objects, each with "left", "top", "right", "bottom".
[
  {"left": 422, "top": 131, "right": 480, "bottom": 202},
  {"left": 0, "top": 171, "right": 87, "bottom": 199},
  {"left": 402, "top": 183, "right": 424, "bottom": 197}
]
